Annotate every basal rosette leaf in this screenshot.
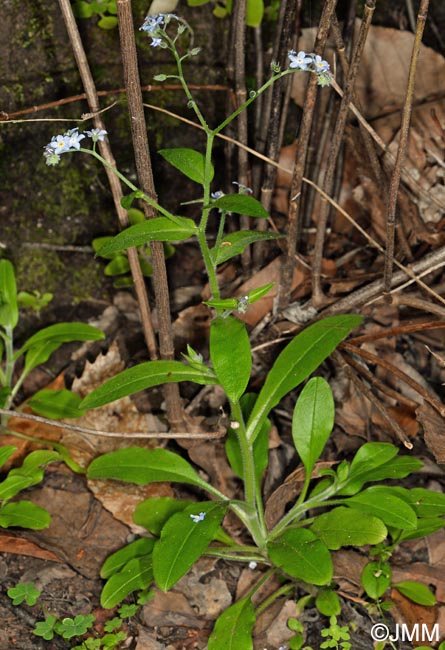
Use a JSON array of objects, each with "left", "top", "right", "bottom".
[
  {"left": 208, "top": 596, "right": 255, "bottom": 650},
  {"left": 267, "top": 528, "right": 333, "bottom": 585},
  {"left": 153, "top": 502, "right": 227, "bottom": 590},
  {"left": 311, "top": 506, "right": 387, "bottom": 550}
]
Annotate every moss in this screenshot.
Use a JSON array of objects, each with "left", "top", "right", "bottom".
[{"left": 14, "top": 249, "right": 107, "bottom": 304}]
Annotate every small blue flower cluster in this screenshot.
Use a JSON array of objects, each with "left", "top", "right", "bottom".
[
  {"left": 43, "top": 128, "right": 107, "bottom": 166},
  {"left": 190, "top": 512, "right": 206, "bottom": 523},
  {"left": 288, "top": 50, "right": 332, "bottom": 86},
  {"left": 140, "top": 13, "right": 178, "bottom": 47}
]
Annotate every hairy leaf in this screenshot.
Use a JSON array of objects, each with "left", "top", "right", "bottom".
[
  {"left": 267, "top": 528, "right": 333, "bottom": 585},
  {"left": 208, "top": 597, "right": 255, "bottom": 650},
  {"left": 210, "top": 317, "right": 251, "bottom": 403}
]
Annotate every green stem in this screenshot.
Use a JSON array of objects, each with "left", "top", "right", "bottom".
[
  {"left": 213, "top": 69, "right": 294, "bottom": 136},
  {"left": 81, "top": 149, "right": 182, "bottom": 225},
  {"left": 255, "top": 582, "right": 297, "bottom": 616},
  {"left": 204, "top": 548, "right": 267, "bottom": 564},
  {"left": 229, "top": 401, "right": 267, "bottom": 547}
]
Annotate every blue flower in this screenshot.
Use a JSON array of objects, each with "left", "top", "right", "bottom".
[
  {"left": 66, "top": 129, "right": 85, "bottom": 150},
  {"left": 211, "top": 190, "right": 225, "bottom": 199},
  {"left": 43, "top": 146, "right": 61, "bottom": 166},
  {"left": 140, "top": 14, "right": 165, "bottom": 33},
  {"left": 313, "top": 55, "right": 330, "bottom": 73},
  {"left": 288, "top": 50, "right": 312, "bottom": 70},
  {"left": 85, "top": 128, "right": 107, "bottom": 142},
  {"left": 150, "top": 37, "right": 163, "bottom": 47},
  {"left": 49, "top": 134, "right": 71, "bottom": 153},
  {"left": 190, "top": 512, "right": 206, "bottom": 523}
]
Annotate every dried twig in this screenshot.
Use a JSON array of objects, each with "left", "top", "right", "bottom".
[
  {"left": 278, "top": 0, "right": 339, "bottom": 311},
  {"left": 383, "top": 0, "right": 430, "bottom": 295},
  {"left": 116, "top": 0, "right": 185, "bottom": 430},
  {"left": 58, "top": 0, "right": 158, "bottom": 361},
  {"left": 333, "top": 350, "right": 413, "bottom": 448},
  {"left": 341, "top": 342, "right": 445, "bottom": 417},
  {"left": 0, "top": 408, "right": 224, "bottom": 440},
  {"left": 312, "top": 1, "right": 375, "bottom": 306}
]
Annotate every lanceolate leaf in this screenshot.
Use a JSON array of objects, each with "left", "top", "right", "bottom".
[
  {"left": 0, "top": 446, "right": 17, "bottom": 469},
  {"left": 292, "top": 377, "right": 334, "bottom": 475},
  {"left": 267, "top": 528, "right": 333, "bottom": 585},
  {"left": 211, "top": 231, "right": 282, "bottom": 265},
  {"left": 345, "top": 486, "right": 418, "bottom": 530},
  {"left": 208, "top": 597, "right": 255, "bottom": 650},
  {"left": 15, "top": 323, "right": 104, "bottom": 358},
  {"left": 247, "top": 0, "right": 264, "bottom": 26},
  {"left": 211, "top": 194, "right": 268, "bottom": 218},
  {"left": 393, "top": 581, "right": 436, "bottom": 606},
  {"left": 101, "top": 538, "right": 155, "bottom": 579},
  {"left": 0, "top": 259, "right": 18, "bottom": 328},
  {"left": 210, "top": 317, "right": 251, "bottom": 403},
  {"left": 159, "top": 148, "right": 213, "bottom": 185},
  {"left": 133, "top": 497, "right": 192, "bottom": 536},
  {"left": 101, "top": 556, "right": 153, "bottom": 608},
  {"left": 153, "top": 502, "right": 227, "bottom": 590},
  {"left": 28, "top": 389, "right": 86, "bottom": 419},
  {"left": 80, "top": 361, "right": 217, "bottom": 409},
  {"left": 87, "top": 447, "right": 212, "bottom": 493},
  {"left": 96, "top": 218, "right": 197, "bottom": 256},
  {"left": 0, "top": 501, "right": 51, "bottom": 529},
  {"left": 246, "top": 315, "right": 362, "bottom": 443},
  {"left": 311, "top": 507, "right": 387, "bottom": 550}
]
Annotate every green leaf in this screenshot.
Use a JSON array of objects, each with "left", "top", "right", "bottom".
[
  {"left": 292, "top": 377, "right": 334, "bottom": 476},
  {"left": 101, "top": 556, "right": 153, "bottom": 608},
  {"left": 338, "top": 443, "right": 422, "bottom": 496},
  {"left": 33, "top": 615, "right": 58, "bottom": 641},
  {"left": 315, "top": 590, "right": 341, "bottom": 617},
  {"left": 397, "top": 517, "right": 445, "bottom": 542},
  {"left": 23, "top": 341, "right": 60, "bottom": 374},
  {"left": 98, "top": 15, "right": 118, "bottom": 29},
  {"left": 345, "top": 486, "right": 418, "bottom": 530},
  {"left": 153, "top": 502, "right": 227, "bottom": 590},
  {"left": 104, "top": 254, "right": 130, "bottom": 276},
  {"left": 80, "top": 360, "right": 217, "bottom": 409},
  {"left": 101, "top": 538, "right": 155, "bottom": 579},
  {"left": 211, "top": 194, "right": 268, "bottom": 218},
  {"left": 0, "top": 501, "right": 51, "bottom": 529},
  {"left": 159, "top": 148, "right": 213, "bottom": 185},
  {"left": 208, "top": 597, "right": 255, "bottom": 650},
  {"left": 187, "top": 0, "right": 210, "bottom": 5},
  {"left": 211, "top": 231, "right": 282, "bottom": 265},
  {"left": 393, "top": 581, "right": 436, "bottom": 606},
  {"left": 16, "top": 322, "right": 104, "bottom": 358},
  {"left": 267, "top": 528, "right": 333, "bottom": 585},
  {"left": 311, "top": 507, "right": 388, "bottom": 550},
  {"left": 28, "top": 389, "right": 86, "bottom": 419},
  {"left": 7, "top": 582, "right": 41, "bottom": 606},
  {"left": 210, "top": 317, "right": 251, "bottom": 403},
  {"left": 391, "top": 487, "right": 445, "bottom": 518},
  {"left": 72, "top": 1, "right": 94, "bottom": 18},
  {"left": 87, "top": 447, "right": 212, "bottom": 492},
  {"left": 96, "top": 218, "right": 197, "bottom": 256},
  {"left": 54, "top": 614, "right": 95, "bottom": 639},
  {"left": 361, "top": 561, "right": 391, "bottom": 599},
  {"left": 0, "top": 446, "right": 17, "bottom": 469},
  {"left": 247, "top": 0, "right": 264, "bottom": 26},
  {"left": 246, "top": 315, "right": 362, "bottom": 443},
  {"left": 133, "top": 497, "right": 192, "bottom": 536},
  {"left": 121, "top": 190, "right": 144, "bottom": 210},
  {"left": 0, "top": 259, "right": 18, "bottom": 328}
]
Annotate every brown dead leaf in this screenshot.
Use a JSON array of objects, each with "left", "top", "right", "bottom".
[
  {"left": 235, "top": 256, "right": 306, "bottom": 326},
  {"left": 390, "top": 586, "right": 437, "bottom": 646},
  {"left": 0, "top": 533, "right": 62, "bottom": 562},
  {"left": 417, "top": 402, "right": 445, "bottom": 463}
]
